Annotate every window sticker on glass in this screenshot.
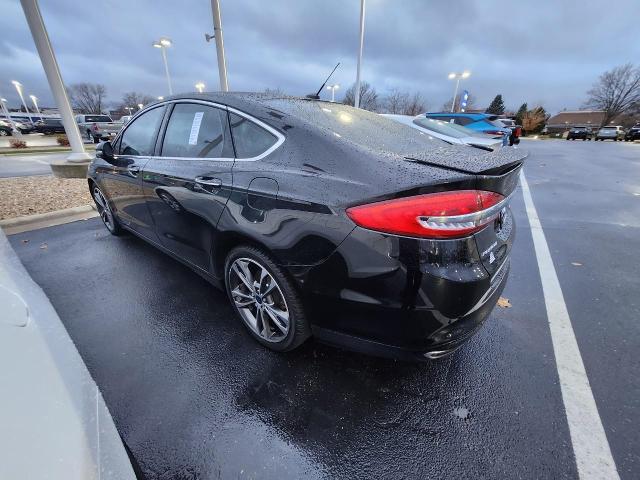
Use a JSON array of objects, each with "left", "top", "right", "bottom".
[{"left": 188, "top": 112, "right": 204, "bottom": 145}]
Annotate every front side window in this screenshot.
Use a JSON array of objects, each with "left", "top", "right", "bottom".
[
  {"left": 119, "top": 107, "right": 164, "bottom": 156},
  {"left": 229, "top": 113, "right": 278, "bottom": 158},
  {"left": 161, "top": 103, "right": 231, "bottom": 158},
  {"left": 85, "top": 115, "right": 112, "bottom": 123}
]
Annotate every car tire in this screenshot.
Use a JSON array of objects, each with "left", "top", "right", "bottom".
[
  {"left": 225, "top": 246, "right": 311, "bottom": 352},
  {"left": 91, "top": 184, "right": 123, "bottom": 236},
  {"left": 0, "top": 129, "right": 9, "bottom": 136}
]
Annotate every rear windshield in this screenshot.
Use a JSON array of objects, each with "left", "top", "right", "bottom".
[
  {"left": 263, "top": 100, "right": 446, "bottom": 152},
  {"left": 413, "top": 117, "right": 468, "bottom": 139},
  {"left": 601, "top": 126, "right": 616, "bottom": 130},
  {"left": 84, "top": 115, "right": 112, "bottom": 123}
]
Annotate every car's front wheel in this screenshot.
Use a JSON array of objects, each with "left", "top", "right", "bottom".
[
  {"left": 92, "top": 185, "right": 123, "bottom": 236},
  {"left": 225, "top": 246, "right": 310, "bottom": 352}
]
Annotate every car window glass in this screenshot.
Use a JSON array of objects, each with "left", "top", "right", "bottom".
[
  {"left": 229, "top": 113, "right": 277, "bottom": 158},
  {"left": 161, "top": 103, "right": 230, "bottom": 158},
  {"left": 120, "top": 107, "right": 164, "bottom": 156},
  {"left": 455, "top": 117, "right": 473, "bottom": 126},
  {"left": 413, "top": 118, "right": 468, "bottom": 138}
]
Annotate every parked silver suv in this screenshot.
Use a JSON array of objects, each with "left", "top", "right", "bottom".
[{"left": 595, "top": 125, "right": 625, "bottom": 141}]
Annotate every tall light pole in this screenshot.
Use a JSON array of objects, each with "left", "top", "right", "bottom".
[
  {"left": 137, "top": 103, "right": 144, "bottom": 110},
  {"left": 0, "top": 97, "right": 19, "bottom": 133},
  {"left": 153, "top": 37, "right": 173, "bottom": 95},
  {"left": 29, "top": 94, "right": 41, "bottom": 116},
  {"left": 448, "top": 71, "right": 470, "bottom": 113},
  {"left": 354, "top": 0, "right": 366, "bottom": 109},
  {"left": 208, "top": 0, "right": 229, "bottom": 91},
  {"left": 18, "top": 0, "right": 89, "bottom": 162},
  {"left": 125, "top": 106, "right": 133, "bottom": 115},
  {"left": 195, "top": 82, "right": 205, "bottom": 93},
  {"left": 326, "top": 84, "right": 340, "bottom": 102},
  {"left": 12, "top": 81, "right": 33, "bottom": 123}
]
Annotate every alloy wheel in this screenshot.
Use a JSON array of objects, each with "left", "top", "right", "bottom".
[
  {"left": 228, "top": 257, "right": 290, "bottom": 342},
  {"left": 93, "top": 186, "right": 115, "bottom": 232}
]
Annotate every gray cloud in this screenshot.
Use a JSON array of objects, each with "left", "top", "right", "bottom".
[{"left": 1, "top": 0, "right": 638, "bottom": 113}]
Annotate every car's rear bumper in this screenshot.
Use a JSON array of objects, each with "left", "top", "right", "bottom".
[{"left": 293, "top": 216, "right": 514, "bottom": 360}]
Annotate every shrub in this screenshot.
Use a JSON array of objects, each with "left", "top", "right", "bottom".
[
  {"left": 9, "top": 139, "right": 27, "bottom": 149},
  {"left": 56, "top": 135, "right": 70, "bottom": 146}
]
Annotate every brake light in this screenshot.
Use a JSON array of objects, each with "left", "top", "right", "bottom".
[
  {"left": 346, "top": 190, "right": 507, "bottom": 239},
  {"left": 485, "top": 130, "right": 505, "bottom": 136}
]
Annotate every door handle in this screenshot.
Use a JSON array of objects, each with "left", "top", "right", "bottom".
[
  {"left": 194, "top": 176, "right": 222, "bottom": 187},
  {"left": 127, "top": 165, "right": 141, "bottom": 175}
]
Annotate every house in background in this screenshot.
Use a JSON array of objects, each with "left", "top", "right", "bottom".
[{"left": 544, "top": 110, "right": 608, "bottom": 133}]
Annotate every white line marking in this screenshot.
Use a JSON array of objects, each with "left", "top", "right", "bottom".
[{"left": 520, "top": 171, "right": 619, "bottom": 480}]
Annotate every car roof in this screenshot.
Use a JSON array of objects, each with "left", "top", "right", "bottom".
[{"left": 424, "top": 112, "right": 493, "bottom": 120}]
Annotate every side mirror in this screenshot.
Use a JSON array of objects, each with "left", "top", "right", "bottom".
[{"left": 96, "top": 141, "right": 114, "bottom": 160}]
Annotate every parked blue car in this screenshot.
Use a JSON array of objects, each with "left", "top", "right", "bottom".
[{"left": 423, "top": 113, "right": 511, "bottom": 138}]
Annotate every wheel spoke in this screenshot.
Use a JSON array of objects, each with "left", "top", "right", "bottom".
[
  {"left": 93, "top": 190, "right": 105, "bottom": 208},
  {"left": 232, "top": 262, "right": 253, "bottom": 291},
  {"left": 258, "top": 308, "right": 271, "bottom": 338},
  {"left": 264, "top": 304, "right": 289, "bottom": 332},
  {"left": 231, "top": 288, "right": 254, "bottom": 307}
]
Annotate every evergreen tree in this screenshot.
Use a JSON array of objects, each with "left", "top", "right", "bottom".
[
  {"left": 515, "top": 103, "right": 528, "bottom": 125},
  {"left": 486, "top": 94, "right": 505, "bottom": 115}
]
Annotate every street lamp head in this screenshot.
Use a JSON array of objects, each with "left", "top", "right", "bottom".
[
  {"left": 11, "top": 80, "right": 22, "bottom": 87},
  {"left": 462, "top": 71, "right": 471, "bottom": 78},
  {"left": 195, "top": 82, "right": 205, "bottom": 92},
  {"left": 0, "top": 98, "right": 7, "bottom": 103},
  {"left": 30, "top": 95, "right": 37, "bottom": 101},
  {"left": 153, "top": 42, "right": 162, "bottom": 48},
  {"left": 448, "top": 73, "right": 456, "bottom": 80},
  {"left": 157, "top": 96, "right": 164, "bottom": 100},
  {"left": 137, "top": 103, "right": 144, "bottom": 110},
  {"left": 159, "top": 37, "right": 172, "bottom": 47}
]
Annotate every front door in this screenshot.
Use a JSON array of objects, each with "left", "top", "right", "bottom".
[
  {"left": 100, "top": 106, "right": 166, "bottom": 241},
  {"left": 142, "top": 102, "right": 235, "bottom": 273}
]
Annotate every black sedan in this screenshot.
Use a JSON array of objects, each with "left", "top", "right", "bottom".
[
  {"left": 625, "top": 124, "right": 640, "bottom": 141},
  {"left": 88, "top": 93, "right": 526, "bottom": 360},
  {"left": 34, "top": 118, "right": 66, "bottom": 135},
  {"left": 566, "top": 126, "right": 593, "bottom": 140}
]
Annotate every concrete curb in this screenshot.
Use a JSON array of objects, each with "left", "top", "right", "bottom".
[{"left": 0, "top": 204, "right": 98, "bottom": 235}]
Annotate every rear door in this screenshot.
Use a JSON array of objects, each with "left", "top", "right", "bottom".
[
  {"left": 141, "top": 101, "right": 235, "bottom": 273},
  {"left": 99, "top": 105, "right": 165, "bottom": 240}
]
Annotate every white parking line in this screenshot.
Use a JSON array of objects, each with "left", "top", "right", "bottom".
[{"left": 520, "top": 171, "right": 619, "bottom": 480}]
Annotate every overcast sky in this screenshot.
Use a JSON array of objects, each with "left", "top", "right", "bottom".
[{"left": 1, "top": 0, "right": 638, "bottom": 114}]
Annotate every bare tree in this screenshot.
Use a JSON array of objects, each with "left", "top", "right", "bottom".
[
  {"left": 119, "top": 92, "right": 156, "bottom": 111},
  {"left": 68, "top": 83, "right": 107, "bottom": 113},
  {"left": 402, "top": 92, "right": 427, "bottom": 116},
  {"left": 263, "top": 87, "right": 285, "bottom": 96},
  {"left": 384, "top": 89, "right": 409, "bottom": 114},
  {"left": 343, "top": 81, "right": 379, "bottom": 111},
  {"left": 585, "top": 63, "right": 640, "bottom": 125}
]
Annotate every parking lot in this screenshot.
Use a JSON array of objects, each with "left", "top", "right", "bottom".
[{"left": 8, "top": 139, "right": 639, "bottom": 479}]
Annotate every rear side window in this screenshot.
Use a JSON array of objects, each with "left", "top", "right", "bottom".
[
  {"left": 454, "top": 117, "right": 474, "bottom": 126},
  {"left": 161, "top": 103, "right": 232, "bottom": 158},
  {"left": 85, "top": 115, "right": 112, "bottom": 123},
  {"left": 229, "top": 113, "right": 278, "bottom": 158},
  {"left": 119, "top": 106, "right": 164, "bottom": 156}
]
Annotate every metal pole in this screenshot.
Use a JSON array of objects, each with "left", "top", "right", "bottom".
[
  {"left": 14, "top": 84, "right": 33, "bottom": 123},
  {"left": 331, "top": 88, "right": 335, "bottom": 102},
  {"left": 451, "top": 77, "right": 460, "bottom": 113},
  {"left": 210, "top": 0, "right": 229, "bottom": 91},
  {"left": 19, "top": 0, "right": 90, "bottom": 161},
  {"left": 354, "top": 0, "right": 366, "bottom": 109},
  {"left": 30, "top": 96, "right": 41, "bottom": 115},
  {"left": 160, "top": 46, "right": 173, "bottom": 95},
  {"left": 0, "top": 99, "right": 20, "bottom": 135}
]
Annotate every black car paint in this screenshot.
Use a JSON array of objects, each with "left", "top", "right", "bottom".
[{"left": 89, "top": 93, "right": 526, "bottom": 359}]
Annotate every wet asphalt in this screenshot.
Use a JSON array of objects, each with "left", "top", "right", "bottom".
[{"left": 9, "top": 139, "right": 640, "bottom": 479}]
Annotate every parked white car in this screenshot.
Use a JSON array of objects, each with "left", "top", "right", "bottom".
[
  {"left": 595, "top": 125, "right": 625, "bottom": 141},
  {"left": 382, "top": 114, "right": 503, "bottom": 151}
]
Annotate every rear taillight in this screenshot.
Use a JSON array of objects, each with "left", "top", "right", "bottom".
[
  {"left": 485, "top": 130, "right": 505, "bottom": 136},
  {"left": 346, "top": 190, "right": 507, "bottom": 239}
]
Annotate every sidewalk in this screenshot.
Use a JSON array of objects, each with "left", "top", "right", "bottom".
[{"left": 0, "top": 228, "right": 135, "bottom": 479}]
